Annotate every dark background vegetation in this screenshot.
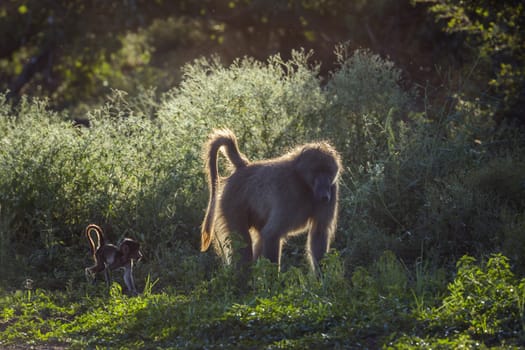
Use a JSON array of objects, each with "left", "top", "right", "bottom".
[
  {"left": 2, "top": 0, "right": 523, "bottom": 121},
  {"left": 0, "top": 0, "right": 524, "bottom": 348}
]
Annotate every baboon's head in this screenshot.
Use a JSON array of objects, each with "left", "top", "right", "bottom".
[
  {"left": 121, "top": 239, "right": 143, "bottom": 261},
  {"left": 295, "top": 143, "right": 341, "bottom": 203}
]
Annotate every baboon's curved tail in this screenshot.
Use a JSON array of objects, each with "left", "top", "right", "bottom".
[
  {"left": 85, "top": 224, "right": 104, "bottom": 256},
  {"left": 201, "top": 129, "right": 248, "bottom": 252}
]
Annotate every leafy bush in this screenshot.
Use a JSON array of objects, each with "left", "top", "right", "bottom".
[
  {"left": 435, "top": 255, "right": 524, "bottom": 338},
  {"left": 417, "top": 0, "right": 525, "bottom": 122},
  {"left": 1, "top": 46, "right": 424, "bottom": 289},
  {"left": 321, "top": 46, "right": 417, "bottom": 168},
  {"left": 157, "top": 49, "right": 326, "bottom": 158},
  {"left": 340, "top": 86, "right": 525, "bottom": 269},
  {"left": 390, "top": 254, "right": 525, "bottom": 347},
  {"left": 0, "top": 92, "right": 198, "bottom": 287}
]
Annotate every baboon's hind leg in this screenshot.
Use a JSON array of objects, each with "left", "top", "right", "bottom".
[
  {"left": 220, "top": 214, "right": 254, "bottom": 265},
  {"left": 236, "top": 227, "right": 254, "bottom": 264},
  {"left": 260, "top": 219, "right": 285, "bottom": 267}
]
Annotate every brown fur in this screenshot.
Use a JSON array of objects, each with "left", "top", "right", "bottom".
[{"left": 201, "top": 129, "right": 342, "bottom": 271}]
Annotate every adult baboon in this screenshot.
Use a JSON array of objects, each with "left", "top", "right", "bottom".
[{"left": 201, "top": 129, "right": 342, "bottom": 271}]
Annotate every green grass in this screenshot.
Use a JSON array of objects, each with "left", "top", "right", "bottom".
[{"left": 1, "top": 253, "right": 524, "bottom": 348}]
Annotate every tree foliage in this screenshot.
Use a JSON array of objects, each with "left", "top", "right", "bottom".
[
  {"left": 0, "top": 0, "right": 461, "bottom": 110},
  {"left": 416, "top": 0, "right": 525, "bottom": 121}
]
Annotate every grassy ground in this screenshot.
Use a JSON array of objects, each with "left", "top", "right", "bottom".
[{"left": 1, "top": 254, "right": 524, "bottom": 349}]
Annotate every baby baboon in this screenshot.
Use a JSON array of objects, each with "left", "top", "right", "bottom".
[
  {"left": 85, "top": 224, "right": 142, "bottom": 295},
  {"left": 201, "top": 129, "right": 342, "bottom": 271}
]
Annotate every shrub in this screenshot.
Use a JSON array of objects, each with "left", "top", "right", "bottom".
[
  {"left": 0, "top": 92, "right": 193, "bottom": 287},
  {"left": 1, "top": 48, "right": 417, "bottom": 288},
  {"left": 390, "top": 254, "right": 525, "bottom": 347},
  {"left": 321, "top": 45, "right": 416, "bottom": 168},
  {"left": 339, "top": 84, "right": 525, "bottom": 268},
  {"left": 157, "top": 49, "right": 326, "bottom": 159},
  {"left": 3, "top": 44, "right": 523, "bottom": 298}
]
